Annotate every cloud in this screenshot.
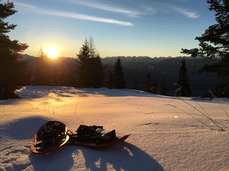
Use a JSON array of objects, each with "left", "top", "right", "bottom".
[
  {"left": 173, "top": 7, "right": 200, "bottom": 18},
  {"left": 67, "top": 0, "right": 142, "bottom": 17},
  {"left": 142, "top": 6, "right": 158, "bottom": 15},
  {"left": 167, "top": 5, "right": 200, "bottom": 18},
  {"left": 63, "top": 0, "right": 163, "bottom": 18},
  {"left": 62, "top": 0, "right": 159, "bottom": 18},
  {"left": 44, "top": 10, "right": 134, "bottom": 26},
  {"left": 15, "top": 2, "right": 134, "bottom": 26},
  {"left": 14, "top": 2, "right": 38, "bottom": 9},
  {"left": 174, "top": 0, "right": 189, "bottom": 2}
]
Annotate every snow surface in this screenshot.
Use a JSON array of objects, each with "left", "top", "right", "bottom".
[
  {"left": 189, "top": 48, "right": 198, "bottom": 54},
  {"left": 0, "top": 86, "right": 229, "bottom": 171}
]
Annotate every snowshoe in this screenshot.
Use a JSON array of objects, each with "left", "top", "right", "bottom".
[
  {"left": 30, "top": 121, "right": 69, "bottom": 155},
  {"left": 67, "top": 125, "right": 130, "bottom": 150}
]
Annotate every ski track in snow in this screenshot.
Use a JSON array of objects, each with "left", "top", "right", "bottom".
[{"left": 0, "top": 86, "right": 229, "bottom": 171}]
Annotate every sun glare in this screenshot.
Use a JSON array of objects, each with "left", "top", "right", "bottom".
[{"left": 46, "top": 47, "right": 58, "bottom": 59}]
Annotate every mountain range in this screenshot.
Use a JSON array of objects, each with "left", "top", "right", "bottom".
[{"left": 21, "top": 55, "right": 222, "bottom": 96}]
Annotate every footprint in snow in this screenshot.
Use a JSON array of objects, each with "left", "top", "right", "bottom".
[{"left": 0, "top": 146, "right": 31, "bottom": 171}]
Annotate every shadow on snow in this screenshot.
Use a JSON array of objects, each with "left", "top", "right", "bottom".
[
  {"left": 0, "top": 116, "right": 50, "bottom": 140},
  {"left": 78, "top": 142, "right": 164, "bottom": 171},
  {"left": 0, "top": 116, "right": 164, "bottom": 171}
]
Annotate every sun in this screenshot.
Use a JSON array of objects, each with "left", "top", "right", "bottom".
[{"left": 46, "top": 47, "right": 58, "bottom": 59}]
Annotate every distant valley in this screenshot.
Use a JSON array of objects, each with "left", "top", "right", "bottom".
[{"left": 22, "top": 55, "right": 222, "bottom": 96}]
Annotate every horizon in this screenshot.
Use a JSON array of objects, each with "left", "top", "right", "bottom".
[{"left": 22, "top": 54, "right": 221, "bottom": 60}]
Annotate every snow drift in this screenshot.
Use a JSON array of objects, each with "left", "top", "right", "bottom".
[{"left": 0, "top": 86, "right": 228, "bottom": 171}]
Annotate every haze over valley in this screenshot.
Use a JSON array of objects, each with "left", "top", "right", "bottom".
[{"left": 22, "top": 55, "right": 221, "bottom": 96}]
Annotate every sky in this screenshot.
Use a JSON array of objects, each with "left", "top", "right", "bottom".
[{"left": 5, "top": 0, "right": 217, "bottom": 58}]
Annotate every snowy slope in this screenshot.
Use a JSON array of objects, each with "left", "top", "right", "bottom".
[{"left": 0, "top": 86, "right": 228, "bottom": 171}]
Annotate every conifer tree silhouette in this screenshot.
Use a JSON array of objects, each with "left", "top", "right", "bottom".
[
  {"left": 113, "top": 58, "right": 126, "bottom": 89},
  {"left": 177, "top": 58, "right": 192, "bottom": 96},
  {"left": 0, "top": 1, "right": 28, "bottom": 99}
]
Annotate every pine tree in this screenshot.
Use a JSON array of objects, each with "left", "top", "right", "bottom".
[
  {"left": 182, "top": 0, "right": 229, "bottom": 59},
  {"left": 158, "top": 78, "right": 167, "bottom": 95},
  {"left": 113, "top": 58, "right": 126, "bottom": 89},
  {"left": 88, "top": 37, "right": 106, "bottom": 88},
  {"left": 132, "top": 77, "right": 139, "bottom": 90},
  {"left": 75, "top": 39, "right": 90, "bottom": 87},
  {"left": 90, "top": 56, "right": 106, "bottom": 88},
  {"left": 75, "top": 37, "right": 106, "bottom": 88},
  {"left": 214, "top": 80, "right": 229, "bottom": 97},
  {"left": 144, "top": 72, "right": 152, "bottom": 93},
  {"left": 177, "top": 58, "right": 192, "bottom": 96},
  {"left": 33, "top": 48, "right": 51, "bottom": 86},
  {"left": 151, "top": 79, "right": 158, "bottom": 94},
  {"left": 181, "top": 0, "right": 229, "bottom": 96},
  {"left": 106, "top": 71, "right": 114, "bottom": 89},
  {"left": 53, "top": 58, "right": 74, "bottom": 86},
  {"left": 89, "top": 36, "right": 97, "bottom": 58},
  {"left": 0, "top": 1, "right": 28, "bottom": 99}
]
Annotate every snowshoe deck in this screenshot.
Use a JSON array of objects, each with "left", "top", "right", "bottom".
[
  {"left": 30, "top": 121, "right": 69, "bottom": 155},
  {"left": 67, "top": 134, "right": 130, "bottom": 150}
]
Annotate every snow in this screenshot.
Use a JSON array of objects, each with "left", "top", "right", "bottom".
[
  {"left": 0, "top": 86, "right": 229, "bottom": 171},
  {"left": 216, "top": 24, "right": 222, "bottom": 30},
  {"left": 202, "top": 26, "right": 212, "bottom": 37},
  {"left": 189, "top": 48, "right": 198, "bottom": 54},
  {"left": 202, "top": 24, "right": 223, "bottom": 37}
]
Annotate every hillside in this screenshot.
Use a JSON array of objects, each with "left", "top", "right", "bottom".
[
  {"left": 104, "top": 56, "right": 221, "bottom": 96},
  {"left": 22, "top": 55, "right": 222, "bottom": 96},
  {"left": 0, "top": 86, "right": 228, "bottom": 171}
]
